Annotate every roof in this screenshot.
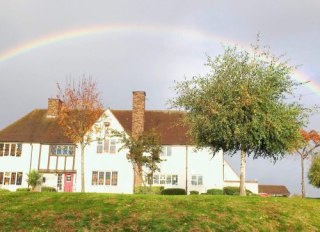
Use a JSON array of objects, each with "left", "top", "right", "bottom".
[
  {"left": 111, "top": 110, "right": 192, "bottom": 145},
  {"left": 0, "top": 110, "right": 73, "bottom": 144},
  {"left": 258, "top": 185, "right": 290, "bottom": 196},
  {"left": 0, "top": 109, "right": 192, "bottom": 145}
]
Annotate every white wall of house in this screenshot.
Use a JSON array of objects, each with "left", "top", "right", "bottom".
[
  {"left": 0, "top": 143, "right": 42, "bottom": 191},
  {"left": 74, "top": 109, "right": 134, "bottom": 194},
  {"left": 151, "top": 146, "right": 224, "bottom": 194}
]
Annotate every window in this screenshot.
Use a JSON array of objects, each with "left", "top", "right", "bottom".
[
  {"left": 105, "top": 172, "right": 111, "bottom": 185},
  {"left": 151, "top": 174, "right": 178, "bottom": 186},
  {"left": 160, "top": 175, "right": 166, "bottom": 184},
  {"left": 91, "top": 171, "right": 118, "bottom": 186},
  {"left": 10, "top": 173, "right": 16, "bottom": 185},
  {"left": 0, "top": 172, "right": 23, "bottom": 185},
  {"left": 57, "top": 174, "right": 62, "bottom": 190},
  {"left": 153, "top": 175, "right": 159, "bottom": 184},
  {"left": 92, "top": 171, "right": 98, "bottom": 185},
  {"left": 50, "top": 145, "right": 75, "bottom": 156},
  {"left": 0, "top": 144, "right": 3, "bottom": 156},
  {"left": 160, "top": 146, "right": 172, "bottom": 157},
  {"left": 96, "top": 139, "right": 117, "bottom": 154},
  {"left": 16, "top": 172, "right": 22, "bottom": 185},
  {"left": 10, "top": 144, "right": 16, "bottom": 156},
  {"left": 98, "top": 172, "right": 104, "bottom": 185},
  {"left": 111, "top": 172, "right": 118, "bottom": 186},
  {"left": 191, "top": 175, "right": 203, "bottom": 186},
  {"left": 172, "top": 175, "right": 178, "bottom": 185}
]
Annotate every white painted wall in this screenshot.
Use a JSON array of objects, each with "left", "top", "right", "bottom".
[
  {"left": 150, "top": 146, "right": 224, "bottom": 194},
  {"left": 74, "top": 109, "right": 134, "bottom": 194}
]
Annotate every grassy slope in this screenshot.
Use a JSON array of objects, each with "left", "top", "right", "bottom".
[{"left": 0, "top": 192, "right": 319, "bottom": 231}]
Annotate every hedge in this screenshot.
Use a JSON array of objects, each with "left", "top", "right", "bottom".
[
  {"left": 161, "top": 188, "right": 186, "bottom": 195},
  {"left": 134, "top": 186, "right": 164, "bottom": 195},
  {"left": 206, "top": 188, "right": 224, "bottom": 195},
  {"left": 223, "top": 186, "right": 253, "bottom": 195},
  {"left": 189, "top": 190, "right": 199, "bottom": 195},
  {"left": 0, "top": 189, "right": 10, "bottom": 192},
  {"left": 16, "top": 188, "right": 31, "bottom": 192},
  {"left": 41, "top": 186, "right": 57, "bottom": 192}
]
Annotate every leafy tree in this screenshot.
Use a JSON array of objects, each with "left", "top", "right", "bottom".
[
  {"left": 57, "top": 77, "right": 104, "bottom": 192},
  {"left": 294, "top": 130, "right": 320, "bottom": 197},
  {"left": 308, "top": 155, "right": 320, "bottom": 189},
  {"left": 27, "top": 170, "right": 42, "bottom": 191},
  {"left": 112, "top": 129, "right": 162, "bottom": 191},
  {"left": 171, "top": 42, "right": 306, "bottom": 196}
]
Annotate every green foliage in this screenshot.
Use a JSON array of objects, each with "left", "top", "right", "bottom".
[
  {"left": 112, "top": 129, "right": 163, "bottom": 186},
  {"left": 26, "top": 170, "right": 42, "bottom": 191},
  {"left": 308, "top": 155, "right": 320, "bottom": 188},
  {"left": 161, "top": 188, "right": 187, "bottom": 195},
  {"left": 0, "top": 189, "right": 10, "bottom": 192},
  {"left": 41, "top": 186, "right": 57, "bottom": 192},
  {"left": 16, "top": 188, "right": 30, "bottom": 192},
  {"left": 189, "top": 190, "right": 199, "bottom": 195},
  {"left": 223, "top": 187, "right": 252, "bottom": 195},
  {"left": 206, "top": 188, "right": 224, "bottom": 195},
  {"left": 134, "top": 186, "right": 164, "bottom": 194},
  {"left": 171, "top": 42, "right": 306, "bottom": 160}
]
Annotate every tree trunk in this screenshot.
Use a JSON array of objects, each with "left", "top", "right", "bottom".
[
  {"left": 301, "top": 155, "right": 305, "bottom": 198},
  {"left": 133, "top": 163, "right": 143, "bottom": 191},
  {"left": 81, "top": 143, "right": 85, "bottom": 192},
  {"left": 239, "top": 149, "right": 246, "bottom": 196}
]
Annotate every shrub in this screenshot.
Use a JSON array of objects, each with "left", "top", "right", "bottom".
[
  {"left": 41, "top": 186, "right": 57, "bottom": 192},
  {"left": 206, "top": 188, "right": 223, "bottom": 195},
  {"left": 189, "top": 191, "right": 199, "bottom": 195},
  {"left": 0, "top": 189, "right": 10, "bottom": 192},
  {"left": 16, "top": 188, "right": 31, "bottom": 192},
  {"left": 223, "top": 186, "right": 253, "bottom": 195},
  {"left": 161, "top": 188, "right": 186, "bottom": 195},
  {"left": 27, "top": 170, "right": 42, "bottom": 191},
  {"left": 134, "top": 186, "right": 164, "bottom": 194}
]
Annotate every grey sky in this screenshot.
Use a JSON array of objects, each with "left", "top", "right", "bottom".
[{"left": 1, "top": 0, "right": 319, "bottom": 197}]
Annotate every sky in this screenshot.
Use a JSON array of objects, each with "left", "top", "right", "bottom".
[{"left": 0, "top": 0, "right": 320, "bottom": 197}]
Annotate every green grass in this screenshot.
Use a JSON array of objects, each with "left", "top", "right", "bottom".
[{"left": 0, "top": 192, "right": 319, "bottom": 231}]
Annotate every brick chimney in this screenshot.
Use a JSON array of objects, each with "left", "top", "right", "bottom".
[
  {"left": 47, "top": 98, "right": 62, "bottom": 118},
  {"left": 132, "top": 91, "right": 145, "bottom": 140}
]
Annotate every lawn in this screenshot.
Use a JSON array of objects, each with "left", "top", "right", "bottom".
[{"left": 0, "top": 192, "right": 319, "bottom": 231}]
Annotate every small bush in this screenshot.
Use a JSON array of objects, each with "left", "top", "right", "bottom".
[
  {"left": 161, "top": 188, "right": 186, "bottom": 195},
  {"left": 16, "top": 188, "right": 31, "bottom": 192},
  {"left": 189, "top": 191, "right": 199, "bottom": 195},
  {"left": 207, "top": 188, "right": 223, "bottom": 195},
  {"left": 134, "top": 186, "right": 164, "bottom": 194},
  {"left": 41, "top": 186, "right": 57, "bottom": 192},
  {"left": 0, "top": 189, "right": 10, "bottom": 192},
  {"left": 223, "top": 186, "right": 252, "bottom": 195}
]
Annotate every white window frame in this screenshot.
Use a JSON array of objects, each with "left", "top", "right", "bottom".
[
  {"left": 91, "top": 171, "right": 118, "bottom": 186},
  {"left": 151, "top": 174, "right": 178, "bottom": 186},
  {"left": 191, "top": 175, "right": 203, "bottom": 186},
  {"left": 160, "top": 146, "right": 172, "bottom": 157},
  {"left": 50, "top": 145, "right": 75, "bottom": 156},
  {"left": 0, "top": 171, "right": 23, "bottom": 185},
  {"left": 0, "top": 143, "right": 22, "bottom": 157},
  {"left": 97, "top": 139, "right": 117, "bottom": 154}
]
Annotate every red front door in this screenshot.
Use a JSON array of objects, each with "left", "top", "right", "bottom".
[{"left": 64, "top": 173, "right": 73, "bottom": 192}]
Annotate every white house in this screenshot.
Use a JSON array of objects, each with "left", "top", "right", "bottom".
[{"left": 0, "top": 91, "right": 258, "bottom": 194}]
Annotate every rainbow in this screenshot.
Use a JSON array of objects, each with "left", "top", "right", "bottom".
[{"left": 0, "top": 24, "right": 319, "bottom": 93}]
